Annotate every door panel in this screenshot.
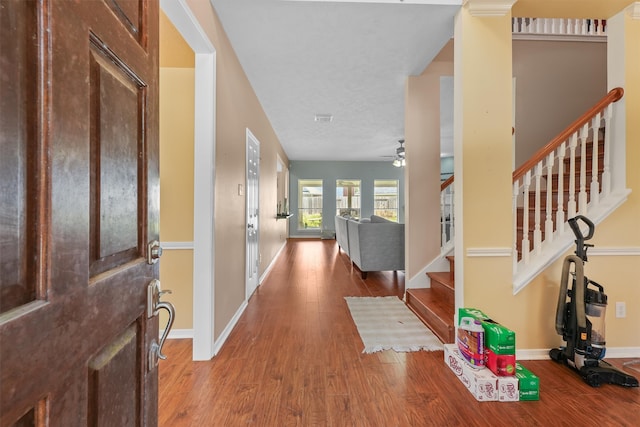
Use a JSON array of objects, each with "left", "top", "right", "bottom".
[
  {"left": 0, "top": 0, "right": 160, "bottom": 425},
  {"left": 0, "top": 0, "right": 39, "bottom": 314},
  {"left": 88, "top": 324, "right": 139, "bottom": 425},
  {"left": 107, "top": 0, "right": 144, "bottom": 43},
  {"left": 246, "top": 132, "right": 259, "bottom": 298},
  {"left": 89, "top": 36, "right": 145, "bottom": 276}
]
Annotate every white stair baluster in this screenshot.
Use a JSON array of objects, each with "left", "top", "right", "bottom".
[
  {"left": 440, "top": 188, "right": 446, "bottom": 246},
  {"left": 513, "top": 180, "right": 520, "bottom": 274},
  {"left": 556, "top": 143, "right": 566, "bottom": 233},
  {"left": 568, "top": 133, "right": 578, "bottom": 219},
  {"left": 590, "top": 113, "right": 602, "bottom": 206},
  {"left": 545, "top": 153, "right": 555, "bottom": 244},
  {"left": 602, "top": 104, "right": 612, "bottom": 196},
  {"left": 522, "top": 171, "right": 532, "bottom": 264},
  {"left": 578, "top": 123, "right": 589, "bottom": 214},
  {"left": 449, "top": 184, "right": 455, "bottom": 245},
  {"left": 533, "top": 163, "right": 543, "bottom": 254}
]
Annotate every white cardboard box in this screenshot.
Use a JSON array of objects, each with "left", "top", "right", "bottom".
[
  {"left": 444, "top": 344, "right": 498, "bottom": 401},
  {"left": 498, "top": 375, "right": 519, "bottom": 402},
  {"left": 444, "top": 344, "right": 519, "bottom": 402}
]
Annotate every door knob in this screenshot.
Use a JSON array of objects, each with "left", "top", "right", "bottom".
[{"left": 147, "top": 240, "right": 163, "bottom": 265}]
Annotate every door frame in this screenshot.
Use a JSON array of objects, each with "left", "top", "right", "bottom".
[
  {"left": 245, "top": 129, "right": 261, "bottom": 300},
  {"left": 160, "top": 0, "right": 217, "bottom": 361}
]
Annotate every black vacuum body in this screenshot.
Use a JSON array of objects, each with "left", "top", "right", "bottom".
[{"left": 549, "top": 215, "right": 638, "bottom": 387}]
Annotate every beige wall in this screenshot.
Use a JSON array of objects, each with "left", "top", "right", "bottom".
[
  {"left": 403, "top": 2, "right": 640, "bottom": 350},
  {"left": 405, "top": 42, "right": 453, "bottom": 282},
  {"left": 159, "top": 67, "right": 195, "bottom": 330},
  {"left": 159, "top": 12, "right": 195, "bottom": 330},
  {"left": 454, "top": 4, "right": 514, "bottom": 336},
  {"left": 513, "top": 40, "right": 607, "bottom": 166},
  {"left": 448, "top": 2, "right": 640, "bottom": 349},
  {"left": 159, "top": 5, "right": 289, "bottom": 336},
  {"left": 183, "top": 0, "right": 289, "bottom": 340},
  {"left": 513, "top": 0, "right": 635, "bottom": 19}
]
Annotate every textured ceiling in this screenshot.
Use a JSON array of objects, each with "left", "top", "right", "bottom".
[{"left": 210, "top": 0, "right": 461, "bottom": 161}]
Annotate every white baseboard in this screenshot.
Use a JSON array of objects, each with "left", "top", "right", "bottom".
[
  {"left": 163, "top": 242, "right": 286, "bottom": 353},
  {"left": 166, "top": 328, "right": 194, "bottom": 339},
  {"left": 259, "top": 241, "right": 287, "bottom": 284},
  {"left": 212, "top": 300, "right": 248, "bottom": 356},
  {"left": 517, "top": 347, "right": 640, "bottom": 360},
  {"left": 163, "top": 303, "right": 248, "bottom": 357}
]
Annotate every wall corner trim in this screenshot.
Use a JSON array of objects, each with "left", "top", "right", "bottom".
[
  {"left": 466, "top": 247, "right": 512, "bottom": 257},
  {"left": 466, "top": 0, "right": 517, "bottom": 17}
]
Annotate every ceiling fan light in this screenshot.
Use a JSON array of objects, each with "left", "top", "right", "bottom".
[{"left": 392, "top": 158, "right": 402, "bottom": 167}]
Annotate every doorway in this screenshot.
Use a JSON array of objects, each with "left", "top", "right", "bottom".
[
  {"left": 161, "top": 1, "right": 217, "bottom": 361},
  {"left": 246, "top": 129, "right": 260, "bottom": 299}
]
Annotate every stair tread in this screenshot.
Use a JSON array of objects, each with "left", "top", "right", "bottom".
[{"left": 427, "top": 271, "right": 454, "bottom": 290}]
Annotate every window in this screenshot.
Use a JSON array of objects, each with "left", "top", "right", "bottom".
[
  {"left": 298, "top": 179, "right": 323, "bottom": 229},
  {"left": 374, "top": 180, "right": 399, "bottom": 222},
  {"left": 336, "top": 179, "right": 361, "bottom": 219}
]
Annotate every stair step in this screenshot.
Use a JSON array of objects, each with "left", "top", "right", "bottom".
[
  {"left": 446, "top": 256, "right": 455, "bottom": 280},
  {"left": 406, "top": 288, "right": 455, "bottom": 344},
  {"left": 426, "top": 271, "right": 454, "bottom": 308}
]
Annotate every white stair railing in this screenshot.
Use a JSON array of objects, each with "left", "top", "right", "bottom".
[
  {"left": 440, "top": 176, "right": 454, "bottom": 252},
  {"left": 512, "top": 88, "right": 624, "bottom": 292}
]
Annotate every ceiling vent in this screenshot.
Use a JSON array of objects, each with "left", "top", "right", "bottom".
[{"left": 314, "top": 113, "right": 333, "bottom": 123}]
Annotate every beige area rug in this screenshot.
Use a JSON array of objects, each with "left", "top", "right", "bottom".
[{"left": 345, "top": 296, "right": 443, "bottom": 354}]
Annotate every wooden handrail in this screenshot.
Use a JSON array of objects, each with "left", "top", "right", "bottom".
[
  {"left": 512, "top": 87, "right": 624, "bottom": 182},
  {"left": 441, "top": 175, "right": 454, "bottom": 191}
]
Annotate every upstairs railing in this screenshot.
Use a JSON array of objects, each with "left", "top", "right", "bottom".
[
  {"left": 512, "top": 17, "right": 607, "bottom": 37},
  {"left": 512, "top": 87, "right": 624, "bottom": 280}
]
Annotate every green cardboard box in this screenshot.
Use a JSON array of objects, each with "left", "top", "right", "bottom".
[
  {"left": 515, "top": 363, "right": 539, "bottom": 401},
  {"left": 458, "top": 308, "right": 516, "bottom": 355}
]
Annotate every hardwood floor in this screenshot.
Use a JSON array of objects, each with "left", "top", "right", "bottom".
[{"left": 159, "top": 239, "right": 640, "bottom": 426}]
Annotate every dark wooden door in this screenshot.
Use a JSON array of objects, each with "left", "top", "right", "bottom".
[{"left": 1, "top": 0, "right": 161, "bottom": 425}]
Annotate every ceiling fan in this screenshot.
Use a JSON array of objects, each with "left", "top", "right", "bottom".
[
  {"left": 392, "top": 139, "right": 405, "bottom": 168},
  {"left": 379, "top": 139, "right": 405, "bottom": 167}
]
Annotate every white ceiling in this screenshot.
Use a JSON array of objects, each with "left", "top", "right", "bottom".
[{"left": 210, "top": 0, "right": 461, "bottom": 161}]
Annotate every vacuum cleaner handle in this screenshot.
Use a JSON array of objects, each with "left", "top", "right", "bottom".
[
  {"left": 568, "top": 215, "right": 595, "bottom": 241},
  {"left": 569, "top": 215, "right": 595, "bottom": 261}
]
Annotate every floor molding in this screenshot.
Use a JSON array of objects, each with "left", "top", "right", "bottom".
[
  {"left": 259, "top": 241, "right": 287, "bottom": 284},
  {"left": 212, "top": 300, "right": 248, "bottom": 356},
  {"left": 517, "top": 347, "right": 640, "bottom": 360},
  {"left": 166, "top": 328, "right": 194, "bottom": 339}
]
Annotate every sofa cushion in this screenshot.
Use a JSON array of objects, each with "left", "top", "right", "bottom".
[{"left": 370, "top": 215, "right": 392, "bottom": 223}]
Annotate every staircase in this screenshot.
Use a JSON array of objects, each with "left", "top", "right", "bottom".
[
  {"left": 406, "top": 256, "right": 455, "bottom": 343},
  {"left": 405, "top": 88, "right": 626, "bottom": 344},
  {"left": 407, "top": 138, "right": 603, "bottom": 344}
]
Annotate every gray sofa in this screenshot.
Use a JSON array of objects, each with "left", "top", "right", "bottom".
[
  {"left": 335, "top": 215, "right": 405, "bottom": 279},
  {"left": 335, "top": 215, "right": 351, "bottom": 256}
]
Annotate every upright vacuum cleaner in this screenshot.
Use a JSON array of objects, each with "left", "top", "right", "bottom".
[{"left": 549, "top": 215, "right": 639, "bottom": 387}]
